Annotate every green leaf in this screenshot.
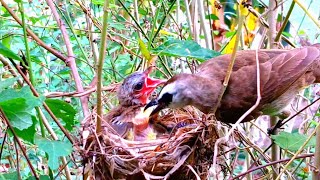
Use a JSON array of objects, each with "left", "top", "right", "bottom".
[
  {"left": 27, "top": 175, "right": 50, "bottom": 180},
  {"left": 0, "top": 87, "right": 44, "bottom": 130},
  {"left": 45, "top": 99, "right": 76, "bottom": 131},
  {"left": 0, "top": 77, "right": 18, "bottom": 92},
  {"left": 138, "top": 38, "right": 151, "bottom": 60},
  {"left": 35, "top": 138, "right": 72, "bottom": 170},
  {"left": 225, "top": 31, "right": 236, "bottom": 38},
  {"left": 271, "top": 132, "right": 316, "bottom": 151},
  {"left": 2, "top": 34, "right": 12, "bottom": 48},
  {"left": 91, "top": 0, "right": 104, "bottom": 5},
  {"left": 0, "top": 86, "right": 44, "bottom": 108},
  {"left": 282, "top": 31, "right": 292, "bottom": 38},
  {"left": 205, "top": 14, "right": 219, "bottom": 20},
  {"left": 138, "top": 8, "right": 148, "bottom": 16},
  {"left": 0, "top": 98, "right": 33, "bottom": 130},
  {"left": 252, "top": 0, "right": 262, "bottom": 8},
  {"left": 0, "top": 172, "right": 18, "bottom": 180},
  {"left": 152, "top": 39, "right": 220, "bottom": 61},
  {"left": 14, "top": 116, "right": 37, "bottom": 143},
  {"left": 0, "top": 42, "right": 22, "bottom": 61}
]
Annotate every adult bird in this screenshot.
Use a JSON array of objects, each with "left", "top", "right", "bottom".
[
  {"left": 145, "top": 44, "right": 320, "bottom": 124},
  {"left": 104, "top": 67, "right": 166, "bottom": 139}
]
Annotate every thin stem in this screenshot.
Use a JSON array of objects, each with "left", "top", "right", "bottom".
[
  {"left": 293, "top": 0, "right": 320, "bottom": 28},
  {"left": 312, "top": 117, "right": 320, "bottom": 179},
  {"left": 267, "top": 0, "right": 279, "bottom": 177},
  {"left": 197, "top": 0, "right": 211, "bottom": 49},
  {"left": 211, "top": 2, "right": 249, "bottom": 176},
  {"left": 276, "top": 124, "right": 320, "bottom": 179},
  {"left": 0, "top": 108, "right": 39, "bottom": 179},
  {"left": 96, "top": 0, "right": 109, "bottom": 133},
  {"left": 59, "top": 2, "right": 93, "bottom": 74},
  {"left": 0, "top": 128, "right": 7, "bottom": 159},
  {"left": 151, "top": 1, "right": 176, "bottom": 43},
  {"left": 231, "top": 153, "right": 314, "bottom": 179},
  {"left": 133, "top": 0, "right": 141, "bottom": 38},
  {"left": 0, "top": 0, "right": 66, "bottom": 61},
  {"left": 46, "top": 0, "right": 89, "bottom": 118},
  {"left": 268, "top": 0, "right": 277, "bottom": 48},
  {"left": 213, "top": 6, "right": 245, "bottom": 114},
  {"left": 11, "top": 60, "right": 74, "bottom": 144},
  {"left": 274, "top": 1, "right": 295, "bottom": 43},
  {"left": 14, "top": 141, "right": 21, "bottom": 180},
  {"left": 184, "top": 0, "right": 194, "bottom": 36},
  {"left": 117, "top": 0, "right": 173, "bottom": 76},
  {"left": 18, "top": 1, "right": 47, "bottom": 138}
]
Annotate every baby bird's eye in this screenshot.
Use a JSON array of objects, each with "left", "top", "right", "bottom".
[{"left": 134, "top": 82, "right": 143, "bottom": 91}]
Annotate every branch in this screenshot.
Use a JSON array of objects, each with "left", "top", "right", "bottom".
[
  {"left": 0, "top": 108, "right": 39, "bottom": 179},
  {"left": 45, "top": 0, "right": 89, "bottom": 118},
  {"left": 11, "top": 59, "right": 75, "bottom": 144},
  {"left": 96, "top": 0, "right": 110, "bottom": 133},
  {"left": 0, "top": 0, "right": 66, "bottom": 61},
  {"left": 231, "top": 153, "right": 314, "bottom": 179}
]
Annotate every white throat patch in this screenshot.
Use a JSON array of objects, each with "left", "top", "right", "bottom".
[{"left": 159, "top": 82, "right": 176, "bottom": 99}]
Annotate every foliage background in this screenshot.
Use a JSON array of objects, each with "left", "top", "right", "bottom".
[{"left": 0, "top": 0, "right": 319, "bottom": 179}]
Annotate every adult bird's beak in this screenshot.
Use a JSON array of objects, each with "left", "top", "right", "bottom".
[
  {"left": 139, "top": 67, "right": 166, "bottom": 104},
  {"left": 144, "top": 99, "right": 166, "bottom": 116}
]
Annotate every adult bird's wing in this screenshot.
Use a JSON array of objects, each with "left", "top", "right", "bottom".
[{"left": 217, "top": 47, "right": 319, "bottom": 123}]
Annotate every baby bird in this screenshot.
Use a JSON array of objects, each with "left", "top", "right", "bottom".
[{"left": 104, "top": 67, "right": 166, "bottom": 140}]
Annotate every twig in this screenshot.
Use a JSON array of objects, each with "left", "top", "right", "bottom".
[
  {"left": 268, "top": 0, "right": 277, "bottom": 48},
  {"left": 274, "top": 1, "right": 295, "bottom": 43},
  {"left": 187, "top": 164, "right": 201, "bottom": 180},
  {"left": 46, "top": 0, "right": 89, "bottom": 118},
  {"left": 184, "top": 0, "right": 194, "bottom": 37},
  {"left": 293, "top": 0, "right": 320, "bottom": 28},
  {"left": 0, "top": 128, "right": 7, "bottom": 159},
  {"left": 212, "top": 2, "right": 246, "bottom": 114},
  {"left": 0, "top": 55, "right": 23, "bottom": 86},
  {"left": 212, "top": 47, "right": 261, "bottom": 175},
  {"left": 163, "top": 142, "right": 197, "bottom": 179},
  {"left": 231, "top": 153, "right": 314, "bottom": 179},
  {"left": 211, "top": 3, "right": 249, "bottom": 174},
  {"left": 313, "top": 118, "right": 320, "bottom": 179},
  {"left": 11, "top": 59, "right": 74, "bottom": 144},
  {"left": 0, "top": 108, "right": 39, "bottom": 179},
  {"left": 45, "top": 84, "right": 119, "bottom": 98},
  {"left": 0, "top": 0, "right": 66, "bottom": 61},
  {"left": 276, "top": 124, "right": 320, "bottom": 179},
  {"left": 197, "top": 0, "right": 211, "bottom": 49},
  {"left": 13, "top": 140, "right": 21, "bottom": 180},
  {"left": 246, "top": 4, "right": 296, "bottom": 48},
  {"left": 267, "top": 1, "right": 279, "bottom": 177}
]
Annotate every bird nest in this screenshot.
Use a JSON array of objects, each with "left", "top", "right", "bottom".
[{"left": 80, "top": 107, "right": 220, "bottom": 179}]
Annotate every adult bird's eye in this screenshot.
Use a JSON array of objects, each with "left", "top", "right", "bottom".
[{"left": 134, "top": 82, "right": 143, "bottom": 91}]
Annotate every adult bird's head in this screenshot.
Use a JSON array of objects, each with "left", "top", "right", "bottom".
[
  {"left": 144, "top": 74, "right": 194, "bottom": 115},
  {"left": 118, "top": 66, "right": 166, "bottom": 106},
  {"left": 144, "top": 73, "right": 220, "bottom": 115}
]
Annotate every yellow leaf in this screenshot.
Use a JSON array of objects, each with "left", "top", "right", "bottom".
[
  {"left": 158, "top": 29, "right": 177, "bottom": 37},
  {"left": 147, "top": 55, "right": 157, "bottom": 67},
  {"left": 223, "top": 35, "right": 236, "bottom": 54},
  {"left": 138, "top": 38, "right": 151, "bottom": 60},
  {"left": 239, "top": 1, "right": 249, "bottom": 16}
]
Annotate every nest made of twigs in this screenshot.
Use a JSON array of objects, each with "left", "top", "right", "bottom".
[{"left": 80, "top": 104, "right": 220, "bottom": 180}]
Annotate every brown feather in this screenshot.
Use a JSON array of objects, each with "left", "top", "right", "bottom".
[{"left": 163, "top": 45, "right": 320, "bottom": 123}]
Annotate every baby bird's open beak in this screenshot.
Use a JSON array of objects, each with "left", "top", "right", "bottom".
[{"left": 138, "top": 67, "right": 166, "bottom": 104}]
